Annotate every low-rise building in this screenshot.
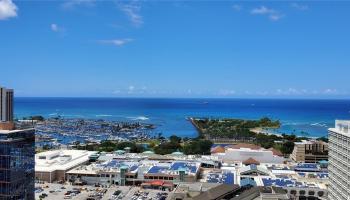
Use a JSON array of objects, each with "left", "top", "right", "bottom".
[
  {"left": 213, "top": 144, "right": 285, "bottom": 164},
  {"left": 35, "top": 150, "right": 97, "bottom": 182},
  {"left": 290, "top": 140, "right": 328, "bottom": 163},
  {"left": 67, "top": 159, "right": 201, "bottom": 186}
]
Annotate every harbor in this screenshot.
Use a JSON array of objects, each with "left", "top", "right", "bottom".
[{"left": 26, "top": 118, "right": 157, "bottom": 147}]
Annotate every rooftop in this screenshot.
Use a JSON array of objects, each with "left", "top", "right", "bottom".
[
  {"left": 329, "top": 120, "right": 350, "bottom": 136},
  {"left": 0, "top": 128, "right": 34, "bottom": 134},
  {"left": 35, "top": 150, "right": 97, "bottom": 172}
]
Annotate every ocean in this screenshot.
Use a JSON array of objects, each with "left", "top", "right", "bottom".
[{"left": 14, "top": 97, "right": 350, "bottom": 138}]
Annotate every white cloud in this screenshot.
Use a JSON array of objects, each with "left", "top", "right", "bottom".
[
  {"left": 51, "top": 23, "right": 66, "bottom": 34},
  {"left": 291, "top": 3, "right": 308, "bottom": 11},
  {"left": 118, "top": 1, "right": 143, "bottom": 26},
  {"left": 251, "top": 6, "right": 284, "bottom": 21},
  {"left": 323, "top": 89, "right": 338, "bottom": 95},
  {"left": 61, "top": 0, "right": 95, "bottom": 10},
  {"left": 98, "top": 38, "right": 133, "bottom": 46},
  {"left": 51, "top": 24, "right": 58, "bottom": 32},
  {"left": 112, "top": 90, "right": 121, "bottom": 94},
  {"left": 232, "top": 4, "right": 242, "bottom": 11},
  {"left": 273, "top": 88, "right": 348, "bottom": 96},
  {"left": 128, "top": 85, "right": 135, "bottom": 91},
  {"left": 0, "top": 0, "right": 17, "bottom": 20},
  {"left": 218, "top": 89, "right": 236, "bottom": 96},
  {"left": 275, "top": 88, "right": 306, "bottom": 95},
  {"left": 251, "top": 6, "right": 275, "bottom": 15},
  {"left": 269, "top": 14, "right": 284, "bottom": 21}
]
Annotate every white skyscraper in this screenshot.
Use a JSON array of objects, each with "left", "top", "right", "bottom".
[
  {"left": 0, "top": 86, "right": 14, "bottom": 122},
  {"left": 328, "top": 120, "right": 350, "bottom": 200}
]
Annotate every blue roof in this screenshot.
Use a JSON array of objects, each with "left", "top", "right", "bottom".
[
  {"left": 295, "top": 163, "right": 320, "bottom": 172},
  {"left": 170, "top": 162, "right": 197, "bottom": 173},
  {"left": 262, "top": 178, "right": 300, "bottom": 187},
  {"left": 101, "top": 160, "right": 138, "bottom": 172},
  {"left": 129, "top": 165, "right": 138, "bottom": 172},
  {"left": 317, "top": 173, "right": 328, "bottom": 179},
  {"left": 207, "top": 172, "right": 234, "bottom": 185},
  {"left": 147, "top": 166, "right": 168, "bottom": 174}
]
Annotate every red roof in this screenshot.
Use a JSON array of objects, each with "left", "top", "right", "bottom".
[
  {"left": 268, "top": 148, "right": 283, "bottom": 156},
  {"left": 148, "top": 180, "right": 165, "bottom": 186},
  {"left": 211, "top": 146, "right": 226, "bottom": 153},
  {"left": 243, "top": 157, "right": 260, "bottom": 165}
]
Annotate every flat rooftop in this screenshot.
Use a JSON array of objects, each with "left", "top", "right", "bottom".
[
  {"left": 0, "top": 128, "right": 34, "bottom": 134},
  {"left": 35, "top": 150, "right": 97, "bottom": 172}
]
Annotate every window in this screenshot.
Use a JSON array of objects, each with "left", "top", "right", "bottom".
[{"left": 317, "top": 191, "right": 324, "bottom": 197}]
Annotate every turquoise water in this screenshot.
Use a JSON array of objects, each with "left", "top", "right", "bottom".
[{"left": 15, "top": 97, "right": 350, "bottom": 138}]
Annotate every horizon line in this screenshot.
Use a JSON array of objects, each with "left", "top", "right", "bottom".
[{"left": 13, "top": 96, "right": 350, "bottom": 100}]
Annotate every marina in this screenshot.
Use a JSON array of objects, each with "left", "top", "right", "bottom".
[{"left": 29, "top": 118, "right": 156, "bottom": 147}]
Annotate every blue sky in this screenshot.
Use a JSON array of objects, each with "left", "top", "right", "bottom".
[{"left": 0, "top": 0, "right": 350, "bottom": 98}]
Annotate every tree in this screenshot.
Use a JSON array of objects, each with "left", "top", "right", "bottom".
[
  {"left": 154, "top": 142, "right": 181, "bottom": 155},
  {"left": 116, "top": 142, "right": 144, "bottom": 153},
  {"left": 183, "top": 140, "right": 213, "bottom": 155},
  {"left": 169, "top": 135, "right": 181, "bottom": 144},
  {"left": 98, "top": 140, "right": 117, "bottom": 152},
  {"left": 280, "top": 141, "right": 295, "bottom": 155}
]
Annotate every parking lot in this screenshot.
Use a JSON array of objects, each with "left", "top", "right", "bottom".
[{"left": 35, "top": 183, "right": 171, "bottom": 200}]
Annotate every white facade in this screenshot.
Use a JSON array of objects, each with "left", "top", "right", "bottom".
[
  {"left": 216, "top": 147, "right": 284, "bottom": 164},
  {"left": 35, "top": 150, "right": 97, "bottom": 173},
  {"left": 328, "top": 120, "right": 350, "bottom": 200}
]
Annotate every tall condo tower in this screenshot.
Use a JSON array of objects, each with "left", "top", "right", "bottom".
[
  {"left": 328, "top": 120, "right": 350, "bottom": 200},
  {"left": 0, "top": 86, "right": 14, "bottom": 122}
]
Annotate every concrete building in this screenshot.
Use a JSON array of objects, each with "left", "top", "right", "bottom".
[
  {"left": 0, "top": 128, "right": 35, "bottom": 200},
  {"left": 67, "top": 159, "right": 201, "bottom": 186},
  {"left": 214, "top": 146, "right": 285, "bottom": 164},
  {"left": 290, "top": 140, "right": 328, "bottom": 163},
  {"left": 35, "top": 150, "right": 97, "bottom": 182},
  {"left": 328, "top": 120, "right": 350, "bottom": 200},
  {"left": 0, "top": 86, "right": 13, "bottom": 122}
]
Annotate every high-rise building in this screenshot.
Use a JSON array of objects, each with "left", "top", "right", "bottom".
[
  {"left": 328, "top": 120, "right": 350, "bottom": 200},
  {"left": 0, "top": 86, "right": 14, "bottom": 122},
  {"left": 0, "top": 128, "right": 35, "bottom": 200}
]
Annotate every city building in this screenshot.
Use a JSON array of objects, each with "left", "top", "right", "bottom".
[
  {"left": 290, "top": 140, "right": 328, "bottom": 163},
  {"left": 231, "top": 186, "right": 289, "bottom": 200},
  {"left": 35, "top": 150, "right": 97, "bottom": 182},
  {"left": 0, "top": 128, "right": 35, "bottom": 200},
  {"left": 328, "top": 120, "right": 350, "bottom": 200},
  {"left": 0, "top": 86, "right": 13, "bottom": 122},
  {"left": 213, "top": 144, "right": 285, "bottom": 164},
  {"left": 67, "top": 159, "right": 201, "bottom": 186}
]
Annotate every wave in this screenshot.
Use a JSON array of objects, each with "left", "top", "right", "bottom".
[
  {"left": 96, "top": 114, "right": 113, "bottom": 117},
  {"left": 310, "top": 122, "right": 328, "bottom": 127},
  {"left": 49, "top": 113, "right": 58, "bottom": 116},
  {"left": 127, "top": 116, "right": 149, "bottom": 121},
  {"left": 60, "top": 114, "right": 85, "bottom": 117}
]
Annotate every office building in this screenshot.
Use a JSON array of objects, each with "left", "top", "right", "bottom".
[
  {"left": 0, "top": 86, "right": 14, "bottom": 122},
  {"left": 328, "top": 120, "right": 350, "bottom": 200},
  {"left": 0, "top": 128, "right": 35, "bottom": 200},
  {"left": 290, "top": 140, "right": 328, "bottom": 163}
]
